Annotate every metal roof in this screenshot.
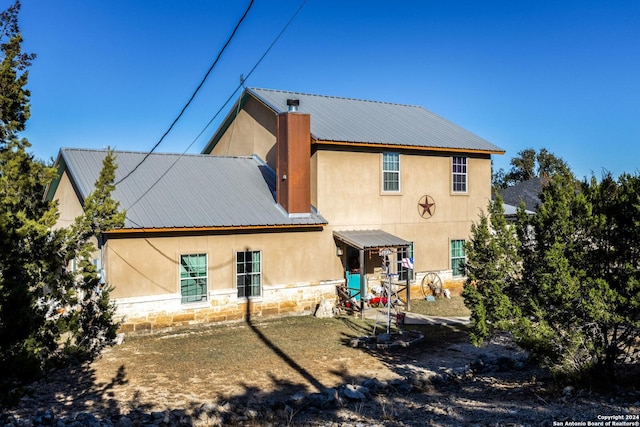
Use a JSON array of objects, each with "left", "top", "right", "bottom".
[
  {"left": 247, "top": 88, "right": 504, "bottom": 153},
  {"left": 333, "top": 229, "right": 411, "bottom": 251},
  {"left": 59, "top": 148, "right": 326, "bottom": 230}
]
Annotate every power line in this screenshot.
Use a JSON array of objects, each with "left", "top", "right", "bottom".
[
  {"left": 199, "top": 0, "right": 309, "bottom": 140},
  {"left": 124, "top": 0, "right": 309, "bottom": 212},
  {"left": 115, "top": 0, "right": 255, "bottom": 186}
]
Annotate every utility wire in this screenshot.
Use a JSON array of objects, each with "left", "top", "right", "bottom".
[
  {"left": 115, "top": 0, "right": 255, "bottom": 186},
  {"left": 124, "top": 0, "right": 309, "bottom": 212},
  {"left": 198, "top": 0, "right": 308, "bottom": 139}
]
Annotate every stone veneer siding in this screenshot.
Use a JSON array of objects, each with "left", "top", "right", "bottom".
[{"left": 116, "top": 280, "right": 343, "bottom": 333}]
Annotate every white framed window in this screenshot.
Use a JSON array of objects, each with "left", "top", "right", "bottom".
[
  {"left": 450, "top": 240, "right": 466, "bottom": 277},
  {"left": 452, "top": 156, "right": 467, "bottom": 193},
  {"left": 180, "top": 254, "right": 208, "bottom": 303},
  {"left": 237, "top": 250, "right": 261, "bottom": 298},
  {"left": 382, "top": 152, "right": 400, "bottom": 192}
]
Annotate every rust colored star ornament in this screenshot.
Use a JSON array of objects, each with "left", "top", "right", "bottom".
[{"left": 418, "top": 195, "right": 436, "bottom": 219}]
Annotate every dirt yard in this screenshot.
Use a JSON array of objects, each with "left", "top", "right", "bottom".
[{"left": 5, "top": 298, "right": 640, "bottom": 426}]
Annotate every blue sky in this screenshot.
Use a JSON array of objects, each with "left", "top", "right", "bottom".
[{"left": 17, "top": 1, "right": 640, "bottom": 180}]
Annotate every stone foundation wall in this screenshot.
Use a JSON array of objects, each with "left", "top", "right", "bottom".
[
  {"left": 116, "top": 279, "right": 343, "bottom": 334},
  {"left": 114, "top": 272, "right": 465, "bottom": 334}
]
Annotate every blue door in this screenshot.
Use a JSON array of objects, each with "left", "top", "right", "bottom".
[
  {"left": 346, "top": 249, "right": 361, "bottom": 301},
  {"left": 346, "top": 271, "right": 361, "bottom": 301}
]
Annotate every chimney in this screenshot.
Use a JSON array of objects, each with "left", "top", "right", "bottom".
[{"left": 277, "top": 99, "right": 310, "bottom": 214}]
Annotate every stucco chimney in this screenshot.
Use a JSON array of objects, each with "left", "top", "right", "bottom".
[{"left": 277, "top": 100, "right": 310, "bottom": 214}]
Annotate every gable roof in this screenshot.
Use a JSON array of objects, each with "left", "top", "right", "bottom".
[
  {"left": 499, "top": 177, "right": 543, "bottom": 212},
  {"left": 53, "top": 148, "right": 326, "bottom": 231},
  {"left": 205, "top": 88, "right": 504, "bottom": 154}
]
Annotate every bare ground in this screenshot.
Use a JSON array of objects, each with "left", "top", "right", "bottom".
[{"left": 4, "top": 303, "right": 640, "bottom": 426}]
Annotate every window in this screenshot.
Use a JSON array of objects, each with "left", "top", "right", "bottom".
[
  {"left": 382, "top": 152, "right": 400, "bottom": 192},
  {"left": 180, "top": 254, "right": 208, "bottom": 303},
  {"left": 451, "top": 240, "right": 466, "bottom": 277},
  {"left": 237, "top": 250, "right": 261, "bottom": 298},
  {"left": 397, "top": 243, "right": 414, "bottom": 282},
  {"left": 452, "top": 156, "right": 467, "bottom": 193}
]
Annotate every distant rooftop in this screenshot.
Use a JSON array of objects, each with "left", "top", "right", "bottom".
[
  {"left": 499, "top": 177, "right": 543, "bottom": 212},
  {"left": 54, "top": 148, "right": 326, "bottom": 230}
]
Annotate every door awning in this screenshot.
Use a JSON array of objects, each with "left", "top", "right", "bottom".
[{"left": 333, "top": 229, "right": 411, "bottom": 251}]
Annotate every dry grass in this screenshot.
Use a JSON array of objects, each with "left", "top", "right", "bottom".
[
  {"left": 409, "top": 295, "right": 471, "bottom": 317},
  {"left": 95, "top": 316, "right": 400, "bottom": 403},
  {"left": 16, "top": 298, "right": 638, "bottom": 426},
  {"left": 5, "top": 299, "right": 475, "bottom": 421},
  {"left": 88, "top": 299, "right": 472, "bottom": 409}
]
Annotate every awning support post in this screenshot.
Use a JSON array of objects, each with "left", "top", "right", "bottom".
[
  {"left": 359, "top": 249, "right": 365, "bottom": 318},
  {"left": 406, "top": 271, "right": 411, "bottom": 311}
]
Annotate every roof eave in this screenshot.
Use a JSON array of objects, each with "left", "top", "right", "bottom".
[
  {"left": 44, "top": 150, "right": 65, "bottom": 201},
  {"left": 104, "top": 222, "right": 327, "bottom": 236},
  {"left": 44, "top": 149, "right": 88, "bottom": 205},
  {"left": 314, "top": 139, "right": 505, "bottom": 155}
]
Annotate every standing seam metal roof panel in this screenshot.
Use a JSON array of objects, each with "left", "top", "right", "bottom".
[
  {"left": 60, "top": 148, "right": 326, "bottom": 229},
  {"left": 248, "top": 88, "right": 504, "bottom": 153},
  {"left": 333, "top": 230, "right": 412, "bottom": 250}
]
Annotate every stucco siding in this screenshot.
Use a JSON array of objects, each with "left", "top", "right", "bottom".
[
  {"left": 105, "top": 228, "right": 345, "bottom": 331},
  {"left": 315, "top": 149, "right": 492, "bottom": 273},
  {"left": 52, "top": 170, "right": 84, "bottom": 230},
  {"left": 106, "top": 229, "right": 341, "bottom": 299},
  {"left": 209, "top": 96, "right": 277, "bottom": 167}
]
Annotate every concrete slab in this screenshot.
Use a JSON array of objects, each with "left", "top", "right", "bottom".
[{"left": 362, "top": 307, "right": 470, "bottom": 326}]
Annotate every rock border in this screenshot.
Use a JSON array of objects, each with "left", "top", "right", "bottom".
[{"left": 349, "top": 330, "right": 424, "bottom": 349}]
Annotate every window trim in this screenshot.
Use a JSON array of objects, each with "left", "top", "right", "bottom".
[
  {"left": 452, "top": 156, "right": 468, "bottom": 193},
  {"left": 236, "top": 250, "right": 262, "bottom": 299},
  {"left": 381, "top": 152, "right": 401, "bottom": 193},
  {"left": 450, "top": 239, "right": 466, "bottom": 277},
  {"left": 179, "top": 253, "right": 208, "bottom": 304}
]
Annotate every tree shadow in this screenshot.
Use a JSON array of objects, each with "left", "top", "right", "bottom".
[
  {"left": 333, "top": 319, "right": 640, "bottom": 424},
  {"left": 1, "top": 362, "right": 138, "bottom": 421},
  {"left": 244, "top": 300, "right": 325, "bottom": 393},
  {"left": 4, "top": 315, "right": 640, "bottom": 426}
]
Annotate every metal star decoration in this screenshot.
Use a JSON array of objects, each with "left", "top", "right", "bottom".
[{"left": 418, "top": 195, "right": 436, "bottom": 219}]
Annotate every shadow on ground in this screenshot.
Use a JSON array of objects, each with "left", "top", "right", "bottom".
[{"left": 3, "top": 308, "right": 639, "bottom": 426}]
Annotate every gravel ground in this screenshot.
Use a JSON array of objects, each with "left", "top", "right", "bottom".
[{"left": 2, "top": 322, "right": 640, "bottom": 426}]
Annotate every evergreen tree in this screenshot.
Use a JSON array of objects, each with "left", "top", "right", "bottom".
[
  {"left": 579, "top": 173, "right": 640, "bottom": 375},
  {"left": 537, "top": 148, "right": 570, "bottom": 180},
  {"left": 0, "top": 1, "right": 34, "bottom": 141},
  {"left": 506, "top": 148, "right": 537, "bottom": 184},
  {"left": 0, "top": 1, "right": 124, "bottom": 397},
  {"left": 493, "top": 148, "right": 570, "bottom": 189},
  {"left": 465, "top": 166, "right": 640, "bottom": 382},
  {"left": 62, "top": 149, "right": 125, "bottom": 359},
  {"left": 0, "top": 0, "right": 61, "bottom": 391},
  {"left": 462, "top": 194, "right": 522, "bottom": 345},
  {"left": 514, "top": 169, "right": 594, "bottom": 376}
]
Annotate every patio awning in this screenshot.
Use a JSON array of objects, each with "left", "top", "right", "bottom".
[{"left": 333, "top": 229, "right": 411, "bottom": 251}]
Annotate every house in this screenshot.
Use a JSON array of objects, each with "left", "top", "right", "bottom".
[
  {"left": 500, "top": 177, "right": 542, "bottom": 212},
  {"left": 498, "top": 177, "right": 542, "bottom": 218},
  {"left": 48, "top": 88, "right": 504, "bottom": 332}
]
